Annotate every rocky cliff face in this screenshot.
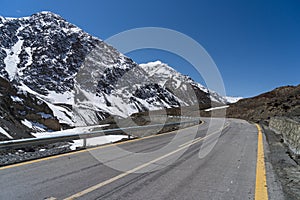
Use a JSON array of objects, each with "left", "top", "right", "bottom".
[
  {"left": 269, "top": 117, "right": 300, "bottom": 154},
  {"left": 0, "top": 77, "right": 61, "bottom": 140},
  {"left": 0, "top": 12, "right": 228, "bottom": 140}
]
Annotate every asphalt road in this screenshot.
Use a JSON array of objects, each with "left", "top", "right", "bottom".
[{"left": 0, "top": 118, "right": 284, "bottom": 200}]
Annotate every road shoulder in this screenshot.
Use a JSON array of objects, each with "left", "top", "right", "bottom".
[{"left": 262, "top": 124, "right": 299, "bottom": 200}]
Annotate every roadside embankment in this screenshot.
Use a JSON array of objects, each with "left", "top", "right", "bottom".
[{"left": 269, "top": 117, "right": 300, "bottom": 155}]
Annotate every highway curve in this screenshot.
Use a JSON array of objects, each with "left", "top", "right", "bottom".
[{"left": 0, "top": 118, "right": 284, "bottom": 200}]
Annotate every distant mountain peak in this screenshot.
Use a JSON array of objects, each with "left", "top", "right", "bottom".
[
  {"left": 35, "top": 11, "right": 61, "bottom": 16},
  {"left": 30, "top": 11, "right": 73, "bottom": 26},
  {"left": 140, "top": 60, "right": 179, "bottom": 74}
]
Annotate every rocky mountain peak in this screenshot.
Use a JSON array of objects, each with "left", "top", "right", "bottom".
[{"left": 0, "top": 12, "right": 230, "bottom": 140}]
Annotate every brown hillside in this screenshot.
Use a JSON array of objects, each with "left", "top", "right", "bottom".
[{"left": 226, "top": 84, "right": 300, "bottom": 122}]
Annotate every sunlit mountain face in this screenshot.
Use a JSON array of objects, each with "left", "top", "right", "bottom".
[{"left": 0, "top": 12, "right": 232, "bottom": 139}]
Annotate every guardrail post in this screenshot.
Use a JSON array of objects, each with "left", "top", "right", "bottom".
[{"left": 83, "top": 138, "right": 87, "bottom": 148}]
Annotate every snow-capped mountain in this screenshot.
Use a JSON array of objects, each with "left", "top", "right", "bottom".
[
  {"left": 225, "top": 96, "right": 243, "bottom": 104},
  {"left": 0, "top": 12, "right": 232, "bottom": 139},
  {"left": 140, "top": 61, "right": 232, "bottom": 105}
]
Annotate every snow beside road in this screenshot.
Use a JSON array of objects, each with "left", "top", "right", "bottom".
[
  {"left": 31, "top": 124, "right": 128, "bottom": 150},
  {"left": 70, "top": 135, "right": 129, "bottom": 150},
  {"left": 31, "top": 124, "right": 110, "bottom": 138},
  {"left": 205, "top": 105, "right": 229, "bottom": 112}
]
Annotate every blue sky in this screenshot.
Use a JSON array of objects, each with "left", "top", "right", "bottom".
[{"left": 1, "top": 0, "right": 300, "bottom": 97}]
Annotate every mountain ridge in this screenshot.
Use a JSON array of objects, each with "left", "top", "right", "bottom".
[
  {"left": 0, "top": 11, "right": 232, "bottom": 140},
  {"left": 226, "top": 84, "right": 300, "bottom": 122}
]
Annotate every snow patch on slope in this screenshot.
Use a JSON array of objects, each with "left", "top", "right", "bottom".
[
  {"left": 21, "top": 119, "right": 47, "bottom": 131},
  {"left": 46, "top": 103, "right": 74, "bottom": 125},
  {"left": 46, "top": 90, "right": 74, "bottom": 104},
  {"left": 21, "top": 119, "right": 33, "bottom": 129},
  {"left": 4, "top": 39, "right": 24, "bottom": 80},
  {"left": 0, "top": 127, "right": 13, "bottom": 139}
]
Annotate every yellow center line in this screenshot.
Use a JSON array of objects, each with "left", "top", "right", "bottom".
[
  {"left": 0, "top": 122, "right": 203, "bottom": 170},
  {"left": 63, "top": 122, "right": 229, "bottom": 200},
  {"left": 179, "top": 123, "right": 230, "bottom": 148},
  {"left": 63, "top": 126, "right": 207, "bottom": 200},
  {"left": 178, "top": 136, "right": 204, "bottom": 148},
  {"left": 255, "top": 124, "right": 268, "bottom": 200}
]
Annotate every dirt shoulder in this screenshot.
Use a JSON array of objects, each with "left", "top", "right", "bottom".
[{"left": 262, "top": 124, "right": 300, "bottom": 200}]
